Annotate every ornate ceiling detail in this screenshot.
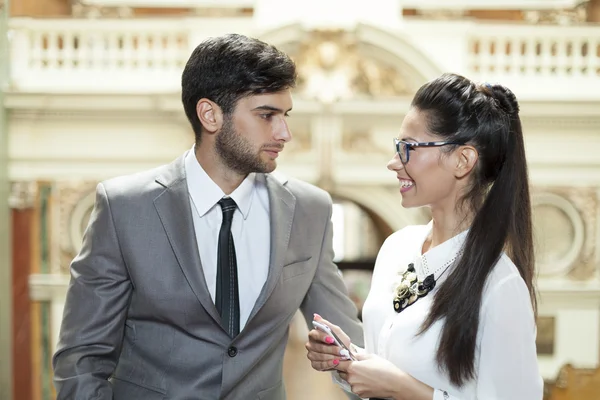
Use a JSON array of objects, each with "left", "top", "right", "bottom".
[
  {"left": 523, "top": 1, "right": 589, "bottom": 25},
  {"left": 291, "top": 31, "right": 412, "bottom": 104}
]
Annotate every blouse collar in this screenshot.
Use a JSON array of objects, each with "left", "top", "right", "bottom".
[{"left": 412, "top": 221, "right": 469, "bottom": 282}]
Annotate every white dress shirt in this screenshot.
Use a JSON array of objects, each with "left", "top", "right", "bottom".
[
  {"left": 359, "top": 222, "right": 543, "bottom": 400},
  {"left": 184, "top": 149, "right": 270, "bottom": 331}
]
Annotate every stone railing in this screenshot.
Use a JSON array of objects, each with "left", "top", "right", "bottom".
[
  {"left": 467, "top": 23, "right": 600, "bottom": 99},
  {"left": 6, "top": 17, "right": 600, "bottom": 99},
  {"left": 8, "top": 18, "right": 193, "bottom": 92}
]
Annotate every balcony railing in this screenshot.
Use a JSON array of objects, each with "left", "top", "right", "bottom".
[
  {"left": 8, "top": 19, "right": 193, "bottom": 93},
  {"left": 6, "top": 17, "right": 600, "bottom": 99},
  {"left": 467, "top": 24, "right": 600, "bottom": 99}
]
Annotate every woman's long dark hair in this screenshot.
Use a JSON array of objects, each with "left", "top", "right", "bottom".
[{"left": 412, "top": 73, "right": 536, "bottom": 386}]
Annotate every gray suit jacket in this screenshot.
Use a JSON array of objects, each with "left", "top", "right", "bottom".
[{"left": 53, "top": 153, "right": 363, "bottom": 400}]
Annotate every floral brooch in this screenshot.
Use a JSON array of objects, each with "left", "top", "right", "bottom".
[{"left": 393, "top": 263, "right": 436, "bottom": 313}]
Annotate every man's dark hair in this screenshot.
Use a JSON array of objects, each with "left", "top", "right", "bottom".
[{"left": 181, "top": 33, "right": 297, "bottom": 143}]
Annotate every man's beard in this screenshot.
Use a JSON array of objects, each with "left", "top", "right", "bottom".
[{"left": 215, "top": 117, "right": 275, "bottom": 175}]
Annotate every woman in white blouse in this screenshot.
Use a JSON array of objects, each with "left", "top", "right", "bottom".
[{"left": 306, "top": 73, "right": 543, "bottom": 400}]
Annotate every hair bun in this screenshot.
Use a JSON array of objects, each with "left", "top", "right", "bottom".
[{"left": 483, "top": 83, "right": 520, "bottom": 116}]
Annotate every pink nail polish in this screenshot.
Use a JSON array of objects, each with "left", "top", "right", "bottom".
[
  {"left": 325, "top": 336, "right": 335, "bottom": 344},
  {"left": 333, "top": 359, "right": 339, "bottom": 366}
]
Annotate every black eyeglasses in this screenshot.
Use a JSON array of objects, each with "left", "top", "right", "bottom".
[{"left": 394, "top": 138, "right": 464, "bottom": 164}]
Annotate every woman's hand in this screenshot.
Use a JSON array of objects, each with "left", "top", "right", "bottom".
[
  {"left": 336, "top": 353, "right": 405, "bottom": 399},
  {"left": 305, "top": 314, "right": 352, "bottom": 371},
  {"left": 337, "top": 354, "right": 435, "bottom": 400}
]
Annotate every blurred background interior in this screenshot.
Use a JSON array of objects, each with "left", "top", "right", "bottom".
[{"left": 1, "top": 0, "right": 600, "bottom": 399}]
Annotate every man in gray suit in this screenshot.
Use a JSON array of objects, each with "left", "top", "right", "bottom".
[{"left": 52, "top": 34, "right": 363, "bottom": 399}]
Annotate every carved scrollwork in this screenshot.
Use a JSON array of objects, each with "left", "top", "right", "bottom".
[{"left": 292, "top": 31, "right": 411, "bottom": 103}]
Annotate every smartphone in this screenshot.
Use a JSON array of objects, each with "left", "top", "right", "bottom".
[{"left": 312, "top": 320, "right": 356, "bottom": 361}]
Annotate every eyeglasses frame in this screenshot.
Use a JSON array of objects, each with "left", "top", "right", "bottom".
[{"left": 393, "top": 138, "right": 465, "bottom": 164}]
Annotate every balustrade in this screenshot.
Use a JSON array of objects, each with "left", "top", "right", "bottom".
[{"left": 7, "top": 17, "right": 600, "bottom": 98}]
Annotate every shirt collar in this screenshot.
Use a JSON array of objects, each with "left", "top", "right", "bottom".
[
  {"left": 413, "top": 220, "right": 469, "bottom": 280},
  {"left": 184, "top": 148, "right": 256, "bottom": 220}
]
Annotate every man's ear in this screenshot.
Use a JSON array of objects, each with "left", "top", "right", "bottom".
[
  {"left": 455, "top": 145, "right": 478, "bottom": 179},
  {"left": 196, "top": 98, "right": 223, "bottom": 134}
]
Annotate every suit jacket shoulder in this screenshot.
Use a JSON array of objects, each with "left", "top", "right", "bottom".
[
  {"left": 268, "top": 171, "right": 332, "bottom": 211},
  {"left": 100, "top": 154, "right": 185, "bottom": 204}
]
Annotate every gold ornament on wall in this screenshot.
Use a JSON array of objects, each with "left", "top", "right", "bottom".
[{"left": 291, "top": 31, "right": 411, "bottom": 104}]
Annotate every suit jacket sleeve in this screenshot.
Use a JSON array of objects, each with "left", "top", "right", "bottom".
[
  {"left": 298, "top": 193, "right": 364, "bottom": 347},
  {"left": 52, "top": 182, "right": 132, "bottom": 399}
]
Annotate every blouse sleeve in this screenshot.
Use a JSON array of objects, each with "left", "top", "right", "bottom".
[{"left": 474, "top": 273, "right": 544, "bottom": 399}]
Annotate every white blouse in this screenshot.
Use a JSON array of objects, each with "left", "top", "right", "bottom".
[{"left": 359, "top": 223, "right": 543, "bottom": 400}]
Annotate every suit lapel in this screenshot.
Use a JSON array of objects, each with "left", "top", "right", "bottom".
[
  {"left": 153, "top": 153, "right": 222, "bottom": 325},
  {"left": 247, "top": 173, "right": 296, "bottom": 322}
]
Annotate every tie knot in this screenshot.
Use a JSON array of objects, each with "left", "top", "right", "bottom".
[{"left": 218, "top": 197, "right": 237, "bottom": 221}]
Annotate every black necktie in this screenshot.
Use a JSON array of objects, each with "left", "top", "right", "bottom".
[{"left": 215, "top": 197, "right": 240, "bottom": 337}]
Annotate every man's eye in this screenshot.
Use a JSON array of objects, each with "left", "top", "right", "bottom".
[{"left": 260, "top": 113, "right": 274, "bottom": 120}]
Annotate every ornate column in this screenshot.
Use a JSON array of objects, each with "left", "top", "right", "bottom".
[
  {"left": 28, "top": 181, "right": 96, "bottom": 363},
  {"left": 9, "top": 182, "right": 36, "bottom": 400}
]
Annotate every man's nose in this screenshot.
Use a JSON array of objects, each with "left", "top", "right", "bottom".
[{"left": 274, "top": 117, "right": 292, "bottom": 142}]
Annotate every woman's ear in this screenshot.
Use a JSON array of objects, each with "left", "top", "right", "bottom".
[
  {"left": 455, "top": 145, "right": 478, "bottom": 179},
  {"left": 196, "top": 98, "right": 223, "bottom": 135}
]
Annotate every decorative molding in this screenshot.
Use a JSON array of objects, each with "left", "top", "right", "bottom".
[
  {"left": 291, "top": 30, "right": 412, "bottom": 104},
  {"left": 563, "top": 187, "right": 598, "bottom": 280},
  {"left": 416, "top": 9, "right": 466, "bottom": 19},
  {"left": 8, "top": 182, "right": 37, "bottom": 210},
  {"left": 537, "top": 279, "right": 600, "bottom": 310},
  {"left": 341, "top": 130, "right": 389, "bottom": 157},
  {"left": 68, "top": 190, "right": 96, "bottom": 259},
  {"left": 7, "top": 93, "right": 600, "bottom": 126},
  {"left": 55, "top": 182, "right": 97, "bottom": 273},
  {"left": 521, "top": 116, "right": 600, "bottom": 131},
  {"left": 523, "top": 1, "right": 589, "bottom": 25},
  {"left": 71, "top": 3, "right": 134, "bottom": 18},
  {"left": 28, "top": 274, "right": 70, "bottom": 302},
  {"left": 532, "top": 191, "right": 586, "bottom": 277}
]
